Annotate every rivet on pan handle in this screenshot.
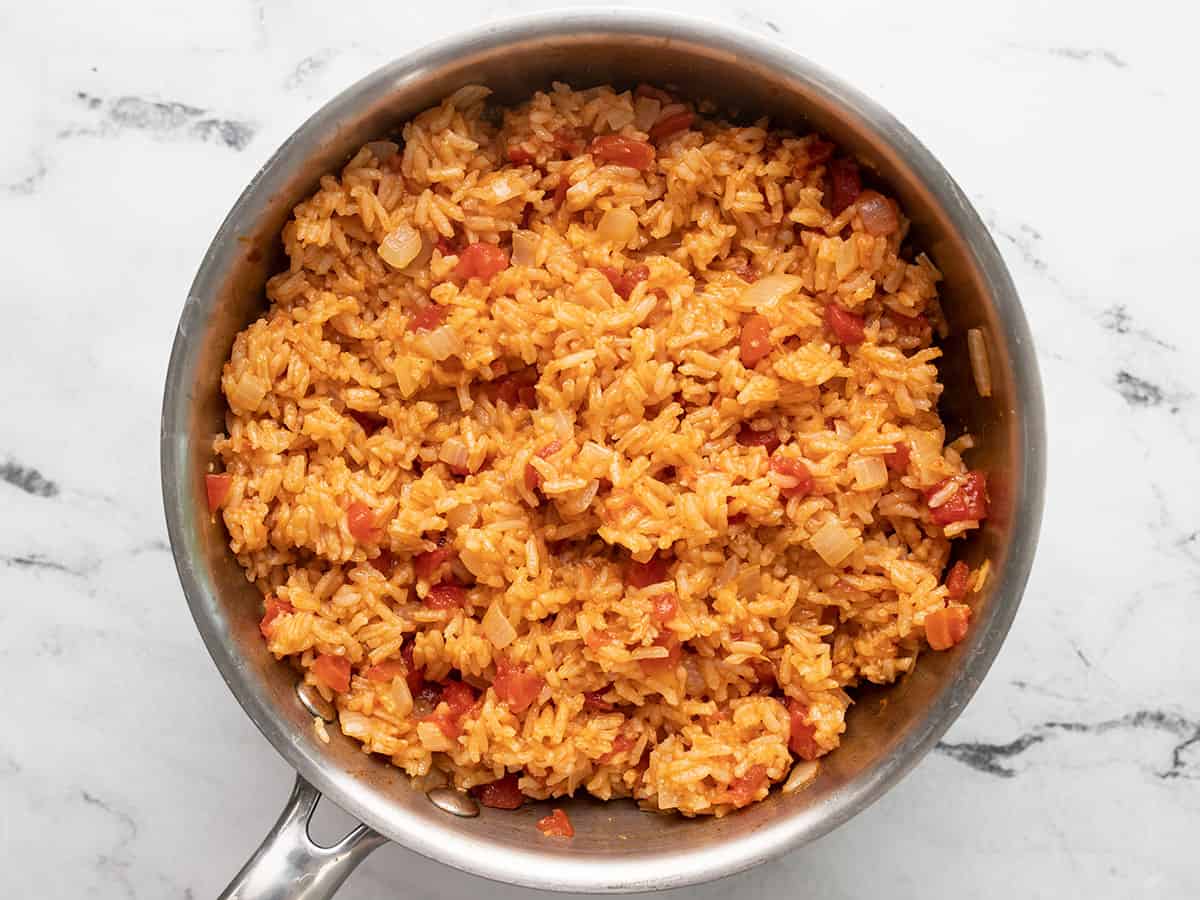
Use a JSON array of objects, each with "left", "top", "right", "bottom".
[{"left": 218, "top": 774, "right": 386, "bottom": 900}]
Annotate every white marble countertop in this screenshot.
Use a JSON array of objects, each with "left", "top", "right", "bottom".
[{"left": 4, "top": 1, "right": 1198, "bottom": 897}]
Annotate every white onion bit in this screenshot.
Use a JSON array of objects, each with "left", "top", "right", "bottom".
[
  {"left": 597, "top": 207, "right": 639, "bottom": 245},
  {"left": 378, "top": 224, "right": 422, "bottom": 269},
  {"left": 781, "top": 760, "right": 820, "bottom": 794},
  {"left": 483, "top": 600, "right": 517, "bottom": 649},
  {"left": 811, "top": 520, "right": 858, "bottom": 566}
]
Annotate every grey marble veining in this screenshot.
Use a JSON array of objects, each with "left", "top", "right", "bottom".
[{"left": 3, "top": 1, "right": 1198, "bottom": 897}]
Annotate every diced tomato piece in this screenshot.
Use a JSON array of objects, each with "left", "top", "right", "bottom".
[
  {"left": 926, "top": 470, "right": 989, "bottom": 525},
  {"left": 737, "top": 424, "right": 781, "bottom": 454},
  {"left": 626, "top": 553, "right": 669, "bottom": 589},
  {"left": 590, "top": 134, "right": 655, "bottom": 171},
  {"left": 649, "top": 111, "right": 694, "bottom": 142},
  {"left": 885, "top": 441, "right": 911, "bottom": 472},
  {"left": 472, "top": 773, "right": 525, "bottom": 810},
  {"left": 492, "top": 658, "right": 544, "bottom": 714},
  {"left": 259, "top": 597, "right": 294, "bottom": 639},
  {"left": 455, "top": 243, "right": 509, "bottom": 281},
  {"left": 401, "top": 643, "right": 425, "bottom": 695},
  {"left": 599, "top": 264, "right": 650, "bottom": 300},
  {"left": 371, "top": 549, "right": 397, "bottom": 578},
  {"left": 649, "top": 592, "right": 678, "bottom": 625},
  {"left": 926, "top": 606, "right": 971, "bottom": 651},
  {"left": 725, "top": 764, "right": 767, "bottom": 806},
  {"left": 827, "top": 158, "right": 861, "bottom": 215},
  {"left": 584, "top": 630, "right": 611, "bottom": 649},
  {"left": 537, "top": 808, "right": 574, "bottom": 837},
  {"left": 770, "top": 455, "right": 814, "bottom": 499},
  {"left": 551, "top": 129, "right": 581, "bottom": 155},
  {"left": 348, "top": 409, "right": 386, "bottom": 435},
  {"left": 638, "top": 635, "right": 681, "bottom": 674},
  {"left": 408, "top": 305, "right": 448, "bottom": 333},
  {"left": 365, "top": 659, "right": 407, "bottom": 683},
  {"left": 524, "top": 439, "right": 564, "bottom": 491},
  {"left": 787, "top": 699, "right": 821, "bottom": 760},
  {"left": 740, "top": 314, "right": 773, "bottom": 366},
  {"left": 425, "top": 582, "right": 467, "bottom": 610},
  {"left": 598, "top": 732, "right": 635, "bottom": 764},
  {"left": 442, "top": 680, "right": 478, "bottom": 717},
  {"left": 205, "top": 473, "right": 232, "bottom": 512},
  {"left": 346, "top": 501, "right": 379, "bottom": 542},
  {"left": 728, "top": 512, "right": 748, "bottom": 525},
  {"left": 506, "top": 144, "right": 534, "bottom": 165},
  {"left": 435, "top": 237, "right": 457, "bottom": 256},
  {"left": 825, "top": 304, "right": 866, "bottom": 345},
  {"left": 634, "top": 83, "right": 674, "bottom": 104},
  {"left": 414, "top": 544, "right": 453, "bottom": 582},
  {"left": 732, "top": 259, "right": 758, "bottom": 283},
  {"left": 552, "top": 179, "right": 569, "bottom": 209},
  {"left": 584, "top": 690, "right": 614, "bottom": 712},
  {"left": 945, "top": 560, "right": 972, "bottom": 601},
  {"left": 312, "top": 654, "right": 351, "bottom": 693},
  {"left": 492, "top": 366, "right": 539, "bottom": 409}
]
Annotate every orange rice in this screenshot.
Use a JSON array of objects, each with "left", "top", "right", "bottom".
[{"left": 210, "top": 83, "right": 984, "bottom": 817}]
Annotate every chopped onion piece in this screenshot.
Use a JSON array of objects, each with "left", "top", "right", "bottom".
[
  {"left": 446, "top": 502, "right": 479, "bottom": 529},
  {"left": 811, "top": 520, "right": 858, "bottom": 566},
  {"left": 415, "top": 325, "right": 462, "bottom": 361},
  {"left": 741, "top": 274, "right": 803, "bottom": 310},
  {"left": 389, "top": 674, "right": 414, "bottom": 717},
  {"left": 439, "top": 437, "right": 470, "bottom": 472},
  {"left": 512, "top": 230, "right": 539, "bottom": 267},
  {"left": 482, "top": 600, "right": 517, "bottom": 649},
  {"left": 606, "top": 105, "right": 635, "bottom": 131},
  {"left": 633, "top": 97, "right": 662, "bottom": 131},
  {"left": 967, "top": 328, "right": 992, "bottom": 398},
  {"left": 379, "top": 224, "right": 422, "bottom": 269},
  {"left": 597, "top": 207, "right": 639, "bottom": 245},
  {"left": 849, "top": 457, "right": 888, "bottom": 491},
  {"left": 781, "top": 760, "right": 820, "bottom": 794},
  {"left": 401, "top": 234, "right": 433, "bottom": 275}
]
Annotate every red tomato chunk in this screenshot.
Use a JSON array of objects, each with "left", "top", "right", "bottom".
[
  {"left": 737, "top": 424, "right": 781, "bottom": 454},
  {"left": 455, "top": 243, "right": 509, "bottom": 281},
  {"left": 825, "top": 304, "right": 866, "bottom": 345},
  {"left": 472, "top": 773, "right": 525, "bottom": 810},
  {"left": 600, "top": 264, "right": 649, "bottom": 300},
  {"left": 945, "top": 560, "right": 972, "bottom": 601},
  {"left": 590, "top": 134, "right": 655, "bottom": 171},
  {"left": 926, "top": 606, "right": 971, "bottom": 651},
  {"left": 788, "top": 700, "right": 821, "bottom": 760},
  {"left": 649, "top": 111, "right": 694, "bottom": 142},
  {"left": 649, "top": 592, "right": 678, "bottom": 625},
  {"left": 312, "top": 654, "right": 351, "bottom": 693},
  {"left": 425, "top": 583, "right": 467, "bottom": 610},
  {"left": 408, "top": 305, "right": 448, "bottom": 333},
  {"left": 740, "top": 314, "right": 773, "bottom": 366},
  {"left": 770, "top": 455, "right": 814, "bottom": 499},
  {"left": 346, "top": 501, "right": 378, "bottom": 542},
  {"left": 205, "top": 473, "right": 232, "bottom": 512},
  {"left": 827, "top": 158, "right": 861, "bottom": 215},
  {"left": 725, "top": 765, "right": 767, "bottom": 806},
  {"left": 927, "top": 470, "right": 989, "bottom": 525},
  {"left": 626, "top": 553, "right": 669, "bottom": 589},
  {"left": 371, "top": 549, "right": 397, "bottom": 578},
  {"left": 259, "top": 597, "right": 294, "bottom": 639},
  {"left": 442, "top": 680, "right": 478, "bottom": 717},
  {"left": 506, "top": 144, "right": 534, "bottom": 165},
  {"left": 599, "top": 733, "right": 635, "bottom": 764},
  {"left": 364, "top": 659, "right": 406, "bottom": 683},
  {"left": 414, "top": 545, "right": 453, "bottom": 582},
  {"left": 492, "top": 659, "right": 544, "bottom": 714},
  {"left": 537, "top": 808, "right": 575, "bottom": 838},
  {"left": 885, "top": 441, "right": 911, "bottom": 472}
]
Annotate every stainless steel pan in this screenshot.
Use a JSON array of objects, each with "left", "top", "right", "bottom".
[{"left": 161, "top": 11, "right": 1045, "bottom": 897}]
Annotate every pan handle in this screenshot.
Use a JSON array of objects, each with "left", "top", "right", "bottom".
[{"left": 219, "top": 773, "right": 387, "bottom": 900}]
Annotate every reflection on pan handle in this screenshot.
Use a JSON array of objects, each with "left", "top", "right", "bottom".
[{"left": 219, "top": 773, "right": 387, "bottom": 900}]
